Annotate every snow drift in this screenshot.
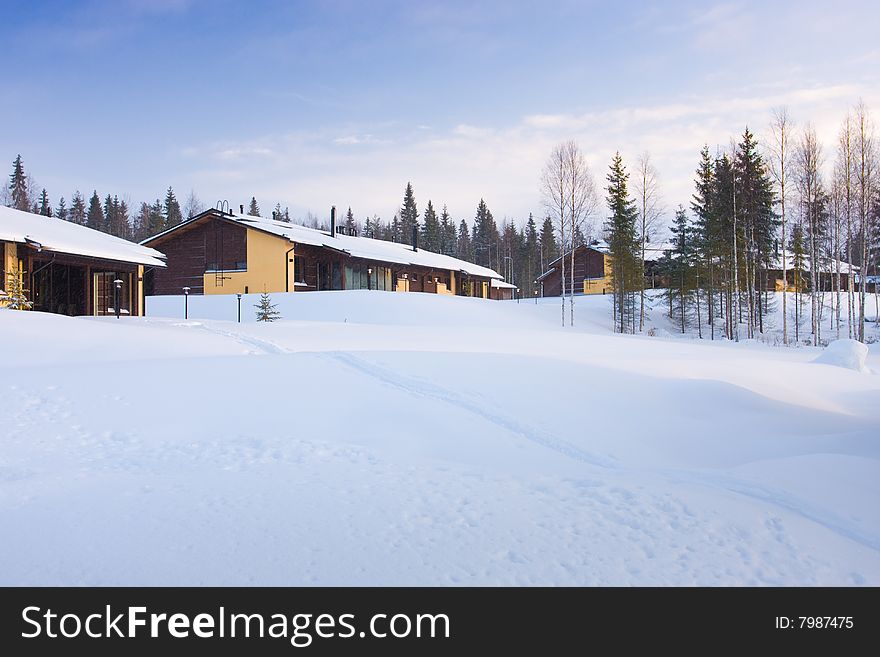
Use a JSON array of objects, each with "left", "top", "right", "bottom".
[{"left": 812, "top": 339, "right": 871, "bottom": 374}]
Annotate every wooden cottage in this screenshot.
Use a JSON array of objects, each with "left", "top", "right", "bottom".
[
  {"left": 1, "top": 205, "right": 165, "bottom": 316},
  {"left": 142, "top": 207, "right": 503, "bottom": 299},
  {"left": 536, "top": 243, "right": 614, "bottom": 297}
]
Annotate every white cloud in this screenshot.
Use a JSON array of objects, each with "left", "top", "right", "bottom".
[{"left": 175, "top": 81, "right": 880, "bottom": 228}]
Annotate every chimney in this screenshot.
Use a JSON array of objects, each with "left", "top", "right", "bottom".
[
  {"left": 330, "top": 206, "right": 336, "bottom": 237},
  {"left": 272, "top": 211, "right": 277, "bottom": 221},
  {"left": 412, "top": 224, "right": 418, "bottom": 252},
  {"left": 240, "top": 204, "right": 244, "bottom": 215}
]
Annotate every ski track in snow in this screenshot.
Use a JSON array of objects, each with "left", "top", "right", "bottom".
[
  {"left": 325, "top": 351, "right": 619, "bottom": 469},
  {"left": 327, "top": 351, "right": 880, "bottom": 559}
]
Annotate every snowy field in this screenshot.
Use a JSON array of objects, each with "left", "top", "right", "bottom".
[{"left": 1, "top": 290, "right": 879, "bottom": 585}]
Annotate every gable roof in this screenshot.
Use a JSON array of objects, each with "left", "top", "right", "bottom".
[
  {"left": 144, "top": 209, "right": 502, "bottom": 279},
  {"left": 0, "top": 205, "right": 165, "bottom": 267}
]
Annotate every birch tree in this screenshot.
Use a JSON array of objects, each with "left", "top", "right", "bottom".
[
  {"left": 769, "top": 108, "right": 793, "bottom": 345},
  {"left": 854, "top": 101, "right": 877, "bottom": 342},
  {"left": 563, "top": 141, "right": 598, "bottom": 327},
  {"left": 541, "top": 143, "right": 569, "bottom": 326},
  {"left": 795, "top": 124, "right": 825, "bottom": 346},
  {"left": 633, "top": 152, "right": 662, "bottom": 332}
]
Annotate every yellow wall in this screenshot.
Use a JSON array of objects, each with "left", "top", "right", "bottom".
[
  {"left": 137, "top": 265, "right": 145, "bottom": 316},
  {"left": 203, "top": 228, "right": 294, "bottom": 295},
  {"left": 582, "top": 254, "right": 613, "bottom": 295},
  {"left": 395, "top": 277, "right": 410, "bottom": 292}
]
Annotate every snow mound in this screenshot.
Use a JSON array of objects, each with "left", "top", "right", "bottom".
[{"left": 813, "top": 339, "right": 870, "bottom": 373}]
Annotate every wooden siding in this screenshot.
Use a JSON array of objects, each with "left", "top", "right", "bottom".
[{"left": 148, "top": 220, "right": 212, "bottom": 295}]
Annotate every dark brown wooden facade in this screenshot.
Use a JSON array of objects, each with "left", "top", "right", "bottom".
[{"left": 146, "top": 217, "right": 247, "bottom": 295}]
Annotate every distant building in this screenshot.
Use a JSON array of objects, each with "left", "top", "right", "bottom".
[
  {"left": 489, "top": 278, "right": 517, "bottom": 300},
  {"left": 142, "top": 207, "right": 503, "bottom": 299},
  {"left": 536, "top": 243, "right": 614, "bottom": 297},
  {"left": 1, "top": 205, "right": 165, "bottom": 316}
]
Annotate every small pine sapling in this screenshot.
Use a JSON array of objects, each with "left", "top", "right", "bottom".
[
  {"left": 255, "top": 290, "right": 281, "bottom": 322},
  {"left": 0, "top": 266, "right": 33, "bottom": 310}
]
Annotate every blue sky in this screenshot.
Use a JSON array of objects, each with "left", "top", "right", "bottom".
[{"left": 2, "top": 0, "right": 879, "bottom": 228}]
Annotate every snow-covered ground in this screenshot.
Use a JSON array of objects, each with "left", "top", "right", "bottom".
[{"left": 1, "top": 291, "right": 878, "bottom": 585}]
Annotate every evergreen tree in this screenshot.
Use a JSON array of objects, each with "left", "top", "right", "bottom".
[
  {"left": 692, "top": 145, "right": 720, "bottom": 338},
  {"left": 164, "top": 187, "right": 183, "bottom": 227},
  {"left": 363, "top": 215, "right": 376, "bottom": 239},
  {"left": 604, "top": 152, "right": 641, "bottom": 333},
  {"left": 472, "top": 199, "right": 499, "bottom": 269},
  {"left": 8, "top": 154, "right": 30, "bottom": 211},
  {"left": 421, "top": 200, "right": 440, "bottom": 252},
  {"left": 0, "top": 265, "right": 33, "bottom": 309},
  {"left": 660, "top": 206, "right": 698, "bottom": 333},
  {"left": 439, "top": 205, "right": 456, "bottom": 255},
  {"left": 523, "top": 213, "right": 539, "bottom": 295},
  {"left": 150, "top": 199, "right": 165, "bottom": 235},
  {"left": 247, "top": 196, "right": 260, "bottom": 216},
  {"left": 399, "top": 182, "right": 419, "bottom": 245},
  {"left": 539, "top": 216, "right": 558, "bottom": 274},
  {"left": 734, "top": 127, "right": 777, "bottom": 337},
  {"left": 255, "top": 290, "right": 281, "bottom": 322},
  {"left": 457, "top": 219, "right": 473, "bottom": 262},
  {"left": 344, "top": 207, "right": 357, "bottom": 234},
  {"left": 790, "top": 219, "right": 807, "bottom": 343},
  {"left": 103, "top": 194, "right": 115, "bottom": 233},
  {"left": 55, "top": 196, "right": 67, "bottom": 221},
  {"left": 86, "top": 191, "right": 104, "bottom": 231},
  {"left": 69, "top": 191, "right": 86, "bottom": 225},
  {"left": 38, "top": 189, "right": 51, "bottom": 216},
  {"left": 390, "top": 212, "right": 401, "bottom": 242}
]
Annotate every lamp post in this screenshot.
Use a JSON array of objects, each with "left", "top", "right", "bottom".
[
  {"left": 367, "top": 267, "right": 372, "bottom": 291},
  {"left": 114, "top": 279, "right": 123, "bottom": 319},
  {"left": 182, "top": 286, "right": 190, "bottom": 319},
  {"left": 236, "top": 293, "right": 242, "bottom": 323},
  {"left": 534, "top": 289, "right": 538, "bottom": 305}
]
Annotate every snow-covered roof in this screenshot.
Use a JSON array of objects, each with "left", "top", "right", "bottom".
[
  {"left": 767, "top": 254, "right": 858, "bottom": 276},
  {"left": 146, "top": 211, "right": 502, "bottom": 279},
  {"left": 490, "top": 279, "right": 517, "bottom": 289},
  {"left": 0, "top": 205, "right": 166, "bottom": 267}
]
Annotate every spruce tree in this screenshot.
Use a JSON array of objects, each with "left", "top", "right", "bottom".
[
  {"left": 86, "top": 191, "right": 104, "bottom": 231},
  {"left": 399, "top": 183, "right": 419, "bottom": 246},
  {"left": 692, "top": 146, "right": 720, "bottom": 338},
  {"left": 605, "top": 152, "right": 641, "bottom": 333},
  {"left": 457, "top": 219, "right": 473, "bottom": 262},
  {"left": 38, "top": 189, "right": 51, "bottom": 216},
  {"left": 421, "top": 200, "right": 440, "bottom": 252},
  {"left": 472, "top": 199, "right": 499, "bottom": 269},
  {"left": 70, "top": 191, "right": 86, "bottom": 225},
  {"left": 790, "top": 220, "right": 807, "bottom": 343},
  {"left": 661, "top": 206, "right": 698, "bottom": 333},
  {"left": 55, "top": 197, "right": 67, "bottom": 221},
  {"left": 247, "top": 196, "right": 260, "bottom": 216},
  {"left": 344, "top": 207, "right": 357, "bottom": 234},
  {"left": 0, "top": 265, "right": 33, "bottom": 309},
  {"left": 539, "top": 216, "right": 558, "bottom": 274},
  {"left": 255, "top": 290, "right": 281, "bottom": 322},
  {"left": 524, "top": 213, "right": 539, "bottom": 295},
  {"left": 103, "top": 194, "right": 115, "bottom": 233},
  {"left": 8, "top": 154, "right": 30, "bottom": 211},
  {"left": 439, "top": 205, "right": 456, "bottom": 255},
  {"left": 164, "top": 187, "right": 183, "bottom": 227}
]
